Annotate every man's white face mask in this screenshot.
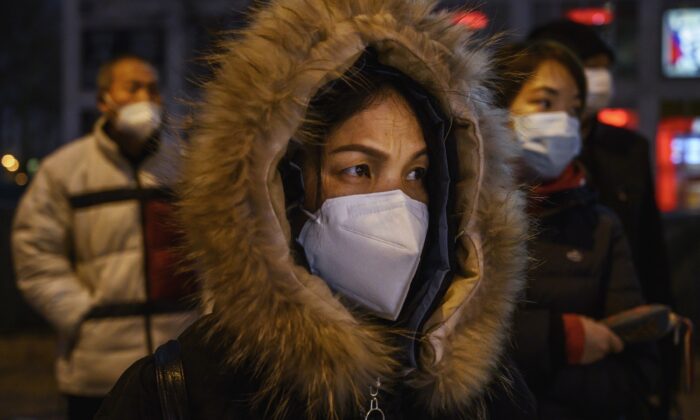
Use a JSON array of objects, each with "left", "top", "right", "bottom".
[
  {"left": 105, "top": 95, "right": 163, "bottom": 141},
  {"left": 584, "top": 68, "right": 613, "bottom": 117},
  {"left": 297, "top": 189, "right": 429, "bottom": 320},
  {"left": 512, "top": 111, "right": 582, "bottom": 182}
]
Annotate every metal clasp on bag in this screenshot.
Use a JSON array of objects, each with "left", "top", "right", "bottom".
[{"left": 364, "top": 377, "right": 385, "bottom": 420}]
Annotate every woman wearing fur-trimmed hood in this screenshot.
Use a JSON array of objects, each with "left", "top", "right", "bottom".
[{"left": 96, "top": 0, "right": 534, "bottom": 419}]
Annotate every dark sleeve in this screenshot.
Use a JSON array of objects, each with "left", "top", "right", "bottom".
[
  {"left": 511, "top": 306, "right": 567, "bottom": 384},
  {"left": 601, "top": 208, "right": 645, "bottom": 315},
  {"left": 94, "top": 356, "right": 164, "bottom": 420}
]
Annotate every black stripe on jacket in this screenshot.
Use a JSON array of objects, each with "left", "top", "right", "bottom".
[{"left": 69, "top": 187, "right": 174, "bottom": 209}]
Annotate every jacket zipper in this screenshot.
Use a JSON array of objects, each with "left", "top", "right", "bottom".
[
  {"left": 133, "top": 164, "right": 154, "bottom": 354},
  {"left": 364, "top": 377, "right": 385, "bottom": 420}
]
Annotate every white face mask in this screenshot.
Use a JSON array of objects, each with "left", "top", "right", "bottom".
[
  {"left": 297, "top": 189, "right": 429, "bottom": 320},
  {"left": 584, "top": 68, "right": 613, "bottom": 116},
  {"left": 512, "top": 111, "right": 582, "bottom": 181},
  {"left": 106, "top": 96, "right": 163, "bottom": 141}
]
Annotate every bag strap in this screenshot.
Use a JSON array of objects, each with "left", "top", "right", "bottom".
[
  {"left": 671, "top": 315, "right": 695, "bottom": 392},
  {"left": 154, "top": 340, "right": 191, "bottom": 420}
]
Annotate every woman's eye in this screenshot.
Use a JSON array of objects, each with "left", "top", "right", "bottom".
[
  {"left": 342, "top": 164, "right": 371, "bottom": 178},
  {"left": 406, "top": 167, "right": 427, "bottom": 181},
  {"left": 530, "top": 98, "right": 551, "bottom": 110}
]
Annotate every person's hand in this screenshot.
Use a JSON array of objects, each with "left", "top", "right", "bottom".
[{"left": 579, "top": 316, "right": 624, "bottom": 365}]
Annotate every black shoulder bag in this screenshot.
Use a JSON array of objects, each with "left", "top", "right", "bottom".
[{"left": 154, "top": 340, "right": 191, "bottom": 420}]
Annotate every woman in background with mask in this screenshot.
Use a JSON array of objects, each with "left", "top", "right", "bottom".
[
  {"left": 495, "top": 41, "right": 661, "bottom": 420},
  {"left": 96, "top": 1, "right": 536, "bottom": 419}
]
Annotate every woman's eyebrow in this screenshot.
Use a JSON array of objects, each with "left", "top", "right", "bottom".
[
  {"left": 410, "top": 148, "right": 428, "bottom": 161},
  {"left": 529, "top": 86, "right": 559, "bottom": 96},
  {"left": 329, "top": 144, "right": 390, "bottom": 160}
]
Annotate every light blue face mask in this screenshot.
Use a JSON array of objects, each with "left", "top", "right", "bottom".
[
  {"left": 511, "top": 111, "right": 582, "bottom": 181},
  {"left": 297, "top": 189, "right": 429, "bottom": 320}
]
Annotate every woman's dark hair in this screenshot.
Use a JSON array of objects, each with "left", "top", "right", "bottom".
[
  {"left": 492, "top": 40, "right": 587, "bottom": 114},
  {"left": 528, "top": 19, "right": 616, "bottom": 64},
  {"left": 296, "top": 50, "right": 436, "bottom": 147}
]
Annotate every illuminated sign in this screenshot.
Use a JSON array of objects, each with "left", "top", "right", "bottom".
[{"left": 662, "top": 9, "right": 700, "bottom": 78}]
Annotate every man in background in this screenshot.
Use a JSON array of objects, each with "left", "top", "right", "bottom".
[
  {"left": 12, "top": 55, "right": 199, "bottom": 420},
  {"left": 529, "top": 20, "right": 677, "bottom": 419}
]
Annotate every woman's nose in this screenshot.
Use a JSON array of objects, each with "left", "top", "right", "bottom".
[
  {"left": 372, "top": 174, "right": 427, "bottom": 203},
  {"left": 373, "top": 173, "right": 403, "bottom": 194}
]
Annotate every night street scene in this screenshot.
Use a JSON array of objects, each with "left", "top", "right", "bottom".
[{"left": 2, "top": 0, "right": 700, "bottom": 419}]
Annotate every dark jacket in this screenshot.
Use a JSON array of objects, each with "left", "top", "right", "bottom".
[
  {"left": 579, "top": 121, "right": 672, "bottom": 306},
  {"left": 96, "top": 0, "right": 535, "bottom": 418},
  {"left": 97, "top": 317, "right": 536, "bottom": 419},
  {"left": 512, "top": 183, "right": 661, "bottom": 419}
]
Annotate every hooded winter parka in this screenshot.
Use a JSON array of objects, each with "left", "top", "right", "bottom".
[{"left": 97, "top": 0, "right": 535, "bottom": 418}]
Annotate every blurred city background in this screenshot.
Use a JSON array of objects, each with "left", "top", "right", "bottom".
[{"left": 2, "top": 0, "right": 700, "bottom": 418}]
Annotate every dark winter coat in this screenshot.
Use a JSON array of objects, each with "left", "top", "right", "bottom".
[
  {"left": 96, "top": 0, "right": 536, "bottom": 419},
  {"left": 512, "top": 183, "right": 661, "bottom": 420},
  {"left": 579, "top": 121, "right": 672, "bottom": 306},
  {"left": 97, "top": 316, "right": 536, "bottom": 419}
]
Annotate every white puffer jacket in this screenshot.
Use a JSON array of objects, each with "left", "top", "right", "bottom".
[{"left": 12, "top": 118, "right": 199, "bottom": 396}]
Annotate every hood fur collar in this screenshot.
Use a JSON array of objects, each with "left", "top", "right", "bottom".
[{"left": 178, "top": 0, "right": 528, "bottom": 417}]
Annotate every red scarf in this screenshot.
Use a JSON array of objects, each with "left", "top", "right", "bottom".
[{"left": 533, "top": 163, "right": 586, "bottom": 196}]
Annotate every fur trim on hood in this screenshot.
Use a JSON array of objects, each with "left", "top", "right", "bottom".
[{"left": 178, "top": 0, "right": 528, "bottom": 418}]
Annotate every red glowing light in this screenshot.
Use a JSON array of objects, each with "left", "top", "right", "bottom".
[
  {"left": 453, "top": 11, "right": 489, "bottom": 31},
  {"left": 655, "top": 117, "right": 695, "bottom": 212},
  {"left": 598, "top": 108, "right": 638, "bottom": 130},
  {"left": 566, "top": 8, "right": 614, "bottom": 26}
]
